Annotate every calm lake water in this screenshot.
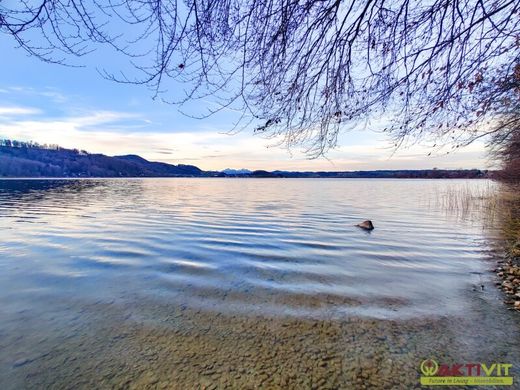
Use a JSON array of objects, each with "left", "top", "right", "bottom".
[{"left": 0, "top": 178, "right": 518, "bottom": 389}]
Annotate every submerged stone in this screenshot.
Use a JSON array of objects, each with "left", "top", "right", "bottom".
[{"left": 356, "top": 220, "right": 374, "bottom": 230}]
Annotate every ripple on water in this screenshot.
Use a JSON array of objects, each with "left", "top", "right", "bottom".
[
  {"left": 0, "top": 178, "right": 518, "bottom": 390},
  {"left": 0, "top": 178, "right": 500, "bottom": 320}
]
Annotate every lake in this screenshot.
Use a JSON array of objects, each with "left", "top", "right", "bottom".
[{"left": 0, "top": 178, "right": 518, "bottom": 389}]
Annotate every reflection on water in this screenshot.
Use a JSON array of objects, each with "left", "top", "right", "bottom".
[{"left": 0, "top": 178, "right": 518, "bottom": 389}]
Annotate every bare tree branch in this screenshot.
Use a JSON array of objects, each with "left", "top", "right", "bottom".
[{"left": 1, "top": 0, "right": 519, "bottom": 155}]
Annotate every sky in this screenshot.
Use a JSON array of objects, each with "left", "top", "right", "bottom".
[{"left": 0, "top": 34, "right": 490, "bottom": 171}]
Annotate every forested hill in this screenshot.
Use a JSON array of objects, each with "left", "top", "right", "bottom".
[
  {"left": 0, "top": 141, "right": 202, "bottom": 177},
  {"left": 0, "top": 140, "right": 489, "bottom": 178}
]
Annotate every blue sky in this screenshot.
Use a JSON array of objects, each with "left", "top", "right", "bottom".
[{"left": 0, "top": 35, "right": 489, "bottom": 171}]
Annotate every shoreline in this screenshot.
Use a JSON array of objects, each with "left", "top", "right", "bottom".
[
  {"left": 491, "top": 184, "right": 520, "bottom": 311},
  {"left": 0, "top": 176, "right": 492, "bottom": 180},
  {"left": 495, "top": 248, "right": 520, "bottom": 310}
]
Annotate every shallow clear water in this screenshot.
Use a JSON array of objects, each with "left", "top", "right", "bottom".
[{"left": 0, "top": 178, "right": 518, "bottom": 389}]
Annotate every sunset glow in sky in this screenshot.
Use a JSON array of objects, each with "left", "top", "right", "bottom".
[{"left": 0, "top": 38, "right": 489, "bottom": 171}]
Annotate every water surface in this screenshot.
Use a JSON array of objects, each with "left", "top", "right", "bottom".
[{"left": 0, "top": 179, "right": 518, "bottom": 389}]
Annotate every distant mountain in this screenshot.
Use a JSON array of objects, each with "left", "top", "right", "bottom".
[
  {"left": 250, "top": 170, "right": 281, "bottom": 178},
  {"left": 114, "top": 154, "right": 150, "bottom": 164},
  {"left": 0, "top": 141, "right": 202, "bottom": 177},
  {"left": 114, "top": 154, "right": 203, "bottom": 176},
  {"left": 221, "top": 168, "right": 252, "bottom": 175}
]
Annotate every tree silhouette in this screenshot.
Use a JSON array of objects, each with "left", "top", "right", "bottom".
[
  {"left": 484, "top": 64, "right": 520, "bottom": 182},
  {"left": 1, "top": 0, "right": 519, "bottom": 155}
]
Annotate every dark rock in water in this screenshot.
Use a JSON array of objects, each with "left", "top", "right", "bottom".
[{"left": 356, "top": 220, "right": 374, "bottom": 230}]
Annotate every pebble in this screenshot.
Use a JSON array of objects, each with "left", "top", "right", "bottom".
[{"left": 13, "top": 358, "right": 33, "bottom": 368}]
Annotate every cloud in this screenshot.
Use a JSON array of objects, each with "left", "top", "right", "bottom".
[
  {"left": 72, "top": 111, "right": 141, "bottom": 127},
  {"left": 2, "top": 86, "right": 68, "bottom": 103},
  {"left": 0, "top": 111, "right": 489, "bottom": 170},
  {"left": 0, "top": 87, "right": 489, "bottom": 171},
  {"left": 0, "top": 106, "right": 41, "bottom": 116}
]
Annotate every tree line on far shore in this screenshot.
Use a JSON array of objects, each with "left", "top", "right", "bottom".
[{"left": 0, "top": 140, "right": 487, "bottom": 179}]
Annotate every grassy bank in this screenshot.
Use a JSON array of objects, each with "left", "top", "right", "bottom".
[{"left": 438, "top": 182, "right": 520, "bottom": 310}]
